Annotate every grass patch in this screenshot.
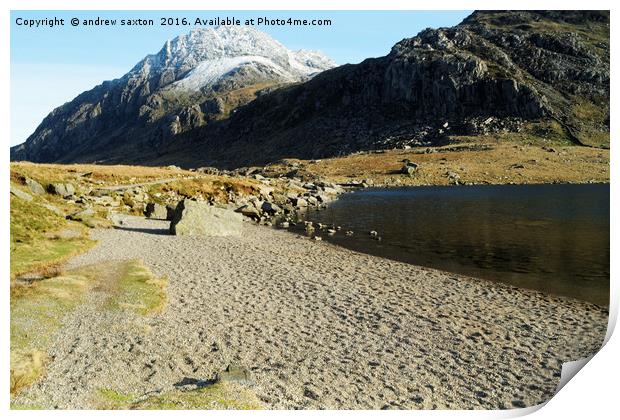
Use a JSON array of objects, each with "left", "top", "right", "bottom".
[
  {"left": 97, "top": 382, "right": 263, "bottom": 410},
  {"left": 105, "top": 260, "right": 167, "bottom": 316},
  {"left": 10, "top": 273, "right": 91, "bottom": 395},
  {"left": 10, "top": 260, "right": 167, "bottom": 398},
  {"left": 10, "top": 194, "right": 95, "bottom": 279}
]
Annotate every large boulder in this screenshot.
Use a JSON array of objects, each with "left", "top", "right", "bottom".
[
  {"left": 144, "top": 202, "right": 168, "bottom": 220},
  {"left": 170, "top": 200, "right": 243, "bottom": 236}
]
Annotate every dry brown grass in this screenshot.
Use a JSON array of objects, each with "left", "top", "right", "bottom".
[
  {"left": 283, "top": 140, "right": 609, "bottom": 186},
  {"left": 11, "top": 161, "right": 196, "bottom": 188}
]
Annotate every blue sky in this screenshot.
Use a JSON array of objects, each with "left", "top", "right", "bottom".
[{"left": 10, "top": 10, "right": 471, "bottom": 146}]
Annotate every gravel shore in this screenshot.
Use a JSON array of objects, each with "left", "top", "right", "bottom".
[{"left": 14, "top": 216, "right": 608, "bottom": 409}]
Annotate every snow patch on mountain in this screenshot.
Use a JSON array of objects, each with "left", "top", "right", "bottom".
[{"left": 172, "top": 55, "right": 299, "bottom": 91}]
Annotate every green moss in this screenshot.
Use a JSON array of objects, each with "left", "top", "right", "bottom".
[
  {"left": 98, "top": 382, "right": 263, "bottom": 410},
  {"left": 105, "top": 260, "right": 167, "bottom": 316}
]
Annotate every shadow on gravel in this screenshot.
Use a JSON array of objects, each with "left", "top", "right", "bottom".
[{"left": 113, "top": 226, "right": 170, "bottom": 236}]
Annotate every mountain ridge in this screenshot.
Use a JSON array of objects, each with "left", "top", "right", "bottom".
[{"left": 11, "top": 11, "right": 610, "bottom": 168}]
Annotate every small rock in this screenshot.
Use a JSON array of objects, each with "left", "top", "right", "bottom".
[
  {"left": 67, "top": 207, "right": 95, "bottom": 222},
  {"left": 236, "top": 204, "right": 261, "bottom": 220},
  {"left": 10, "top": 185, "right": 33, "bottom": 201},
  {"left": 412, "top": 396, "right": 424, "bottom": 404},
  {"left": 14, "top": 272, "right": 46, "bottom": 284},
  {"left": 25, "top": 178, "right": 45, "bottom": 195},
  {"left": 41, "top": 203, "right": 63, "bottom": 216},
  {"left": 261, "top": 201, "right": 282, "bottom": 215},
  {"left": 303, "top": 388, "right": 320, "bottom": 400},
  {"left": 475, "top": 391, "right": 488, "bottom": 398},
  {"left": 48, "top": 183, "right": 76, "bottom": 198},
  {"left": 215, "top": 364, "right": 253, "bottom": 385},
  {"left": 306, "top": 196, "right": 319, "bottom": 206}
]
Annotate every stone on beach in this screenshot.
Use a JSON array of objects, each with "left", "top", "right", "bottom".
[
  {"left": 170, "top": 199, "right": 243, "bottom": 237},
  {"left": 215, "top": 364, "right": 253, "bottom": 385}
]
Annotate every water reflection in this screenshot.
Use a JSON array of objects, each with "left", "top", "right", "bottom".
[{"left": 294, "top": 184, "right": 609, "bottom": 306}]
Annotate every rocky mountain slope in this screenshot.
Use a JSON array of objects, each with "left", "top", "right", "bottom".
[
  {"left": 10, "top": 26, "right": 335, "bottom": 163},
  {"left": 12, "top": 11, "right": 609, "bottom": 168}
]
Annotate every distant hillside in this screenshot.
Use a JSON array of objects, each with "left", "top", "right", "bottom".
[{"left": 11, "top": 11, "right": 609, "bottom": 168}]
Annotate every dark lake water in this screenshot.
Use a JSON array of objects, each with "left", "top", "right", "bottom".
[{"left": 292, "top": 184, "right": 609, "bottom": 306}]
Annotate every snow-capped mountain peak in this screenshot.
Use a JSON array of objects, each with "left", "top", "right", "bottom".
[{"left": 132, "top": 26, "right": 336, "bottom": 92}]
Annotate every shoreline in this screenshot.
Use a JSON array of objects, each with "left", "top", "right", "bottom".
[
  {"left": 13, "top": 216, "right": 609, "bottom": 409},
  {"left": 281, "top": 182, "right": 610, "bottom": 307}
]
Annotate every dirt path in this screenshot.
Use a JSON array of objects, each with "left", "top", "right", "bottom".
[{"left": 13, "top": 216, "right": 608, "bottom": 409}]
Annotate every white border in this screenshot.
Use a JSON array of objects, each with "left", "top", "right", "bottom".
[{"left": 2, "top": 1, "right": 617, "bottom": 419}]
